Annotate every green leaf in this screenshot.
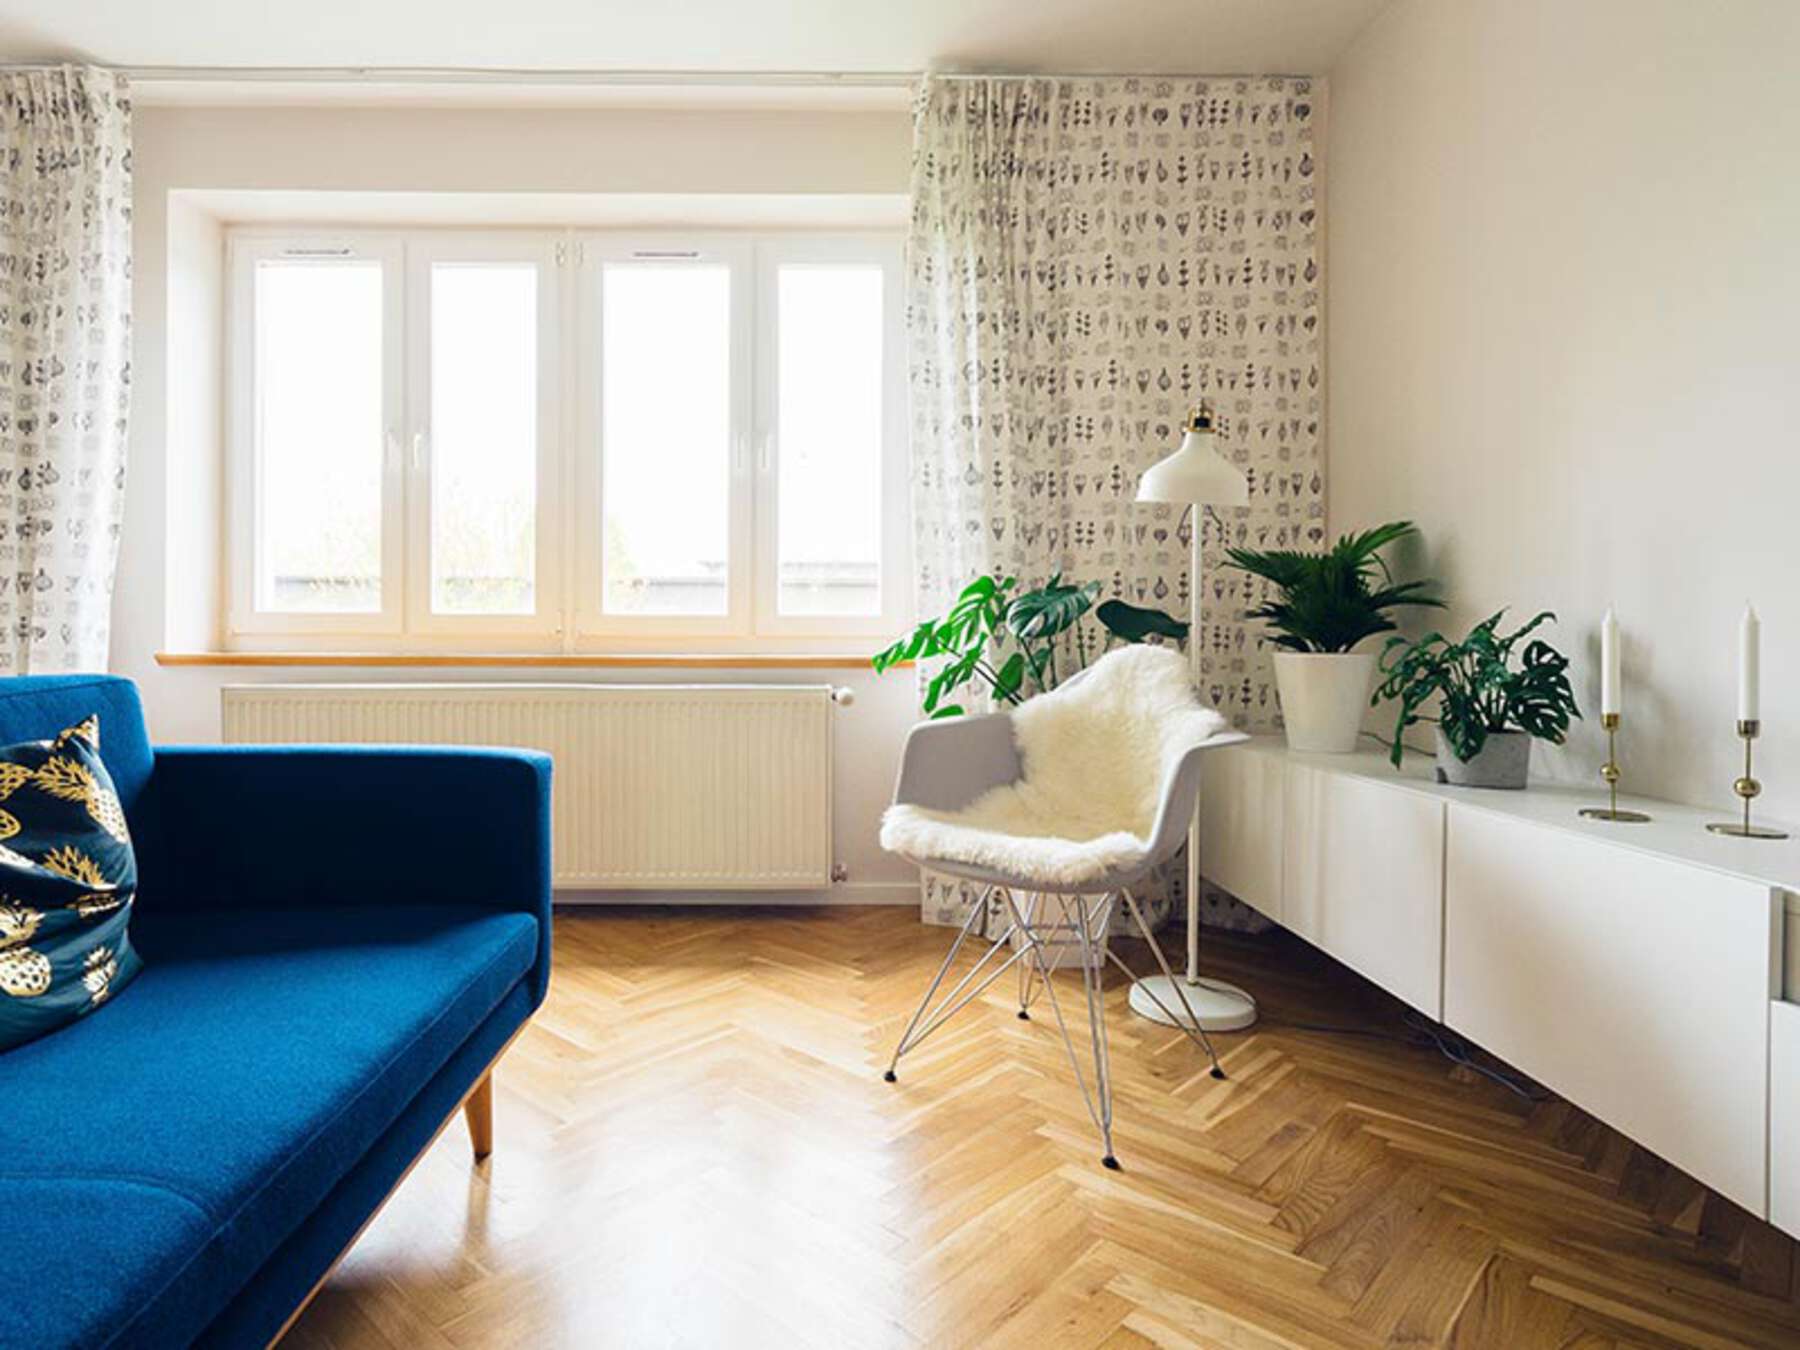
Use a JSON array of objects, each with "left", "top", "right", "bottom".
[
  {"left": 992, "top": 652, "right": 1026, "bottom": 703},
  {"left": 935, "top": 575, "right": 1014, "bottom": 653},
  {"left": 1096, "top": 599, "right": 1189, "bottom": 644},
  {"left": 1006, "top": 577, "right": 1099, "bottom": 643},
  {"left": 921, "top": 645, "right": 982, "bottom": 714},
  {"left": 872, "top": 621, "right": 937, "bottom": 674},
  {"left": 928, "top": 704, "right": 965, "bottom": 720}
]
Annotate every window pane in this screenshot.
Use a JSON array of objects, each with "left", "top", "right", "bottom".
[
  {"left": 254, "top": 259, "right": 384, "bottom": 613},
  {"left": 431, "top": 263, "right": 537, "bottom": 615},
  {"left": 775, "top": 265, "right": 884, "bottom": 617},
  {"left": 600, "top": 263, "right": 731, "bottom": 616}
]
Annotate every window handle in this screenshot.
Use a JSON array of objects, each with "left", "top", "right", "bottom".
[
  {"left": 732, "top": 432, "right": 748, "bottom": 478},
  {"left": 411, "top": 429, "right": 429, "bottom": 472},
  {"left": 758, "top": 432, "right": 775, "bottom": 476},
  {"left": 385, "top": 429, "right": 402, "bottom": 471}
]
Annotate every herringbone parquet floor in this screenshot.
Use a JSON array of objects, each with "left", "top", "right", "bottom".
[{"left": 282, "top": 906, "right": 1800, "bottom": 1350}]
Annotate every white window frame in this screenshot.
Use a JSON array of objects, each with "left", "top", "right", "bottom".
[
  {"left": 403, "top": 233, "right": 564, "bottom": 641},
  {"left": 751, "top": 235, "right": 909, "bottom": 639},
  {"left": 225, "top": 225, "right": 909, "bottom": 653},
  {"left": 573, "top": 234, "right": 755, "bottom": 642},
  {"left": 227, "top": 232, "right": 405, "bottom": 638}
]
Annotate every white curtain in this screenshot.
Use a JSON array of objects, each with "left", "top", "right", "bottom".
[
  {"left": 0, "top": 67, "right": 132, "bottom": 673},
  {"left": 907, "top": 75, "right": 1323, "bottom": 928}
]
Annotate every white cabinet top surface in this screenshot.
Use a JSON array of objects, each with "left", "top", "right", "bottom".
[{"left": 1233, "top": 735, "right": 1800, "bottom": 896}]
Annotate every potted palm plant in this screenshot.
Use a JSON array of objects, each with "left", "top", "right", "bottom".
[
  {"left": 1373, "top": 610, "right": 1581, "bottom": 788},
  {"left": 1224, "top": 521, "right": 1443, "bottom": 753}
]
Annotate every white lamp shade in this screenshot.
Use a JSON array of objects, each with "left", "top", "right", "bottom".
[{"left": 1137, "top": 425, "right": 1249, "bottom": 506}]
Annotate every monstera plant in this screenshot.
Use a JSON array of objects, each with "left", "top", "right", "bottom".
[
  {"left": 1373, "top": 609, "right": 1581, "bottom": 788},
  {"left": 872, "top": 573, "right": 1187, "bottom": 718}
]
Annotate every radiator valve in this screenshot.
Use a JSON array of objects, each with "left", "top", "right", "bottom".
[
  {"left": 831, "top": 863, "right": 849, "bottom": 883},
  {"left": 831, "top": 687, "right": 855, "bottom": 707}
]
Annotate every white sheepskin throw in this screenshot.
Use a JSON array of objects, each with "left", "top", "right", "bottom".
[{"left": 881, "top": 644, "right": 1227, "bottom": 887}]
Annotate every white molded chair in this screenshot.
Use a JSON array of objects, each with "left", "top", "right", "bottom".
[{"left": 878, "top": 644, "right": 1248, "bottom": 1168}]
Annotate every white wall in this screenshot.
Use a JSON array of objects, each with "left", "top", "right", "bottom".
[
  {"left": 119, "top": 102, "right": 922, "bottom": 898},
  {"left": 1328, "top": 0, "right": 1800, "bottom": 817}
]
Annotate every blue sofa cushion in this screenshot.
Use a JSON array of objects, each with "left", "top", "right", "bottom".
[
  {"left": 0, "top": 902, "right": 537, "bottom": 1350},
  {"left": 0, "top": 677, "right": 154, "bottom": 816},
  {"left": 0, "top": 716, "right": 143, "bottom": 1051}
]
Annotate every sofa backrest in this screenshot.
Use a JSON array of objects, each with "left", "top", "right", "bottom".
[{"left": 0, "top": 676, "right": 154, "bottom": 816}]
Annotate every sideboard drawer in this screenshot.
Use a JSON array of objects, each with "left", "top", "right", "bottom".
[{"left": 1445, "top": 805, "right": 1777, "bottom": 1216}]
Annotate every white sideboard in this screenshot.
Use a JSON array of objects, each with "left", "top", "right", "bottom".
[{"left": 1201, "top": 737, "right": 1799, "bottom": 1230}]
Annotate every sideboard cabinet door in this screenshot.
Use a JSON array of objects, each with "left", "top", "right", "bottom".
[
  {"left": 1444, "top": 804, "right": 1776, "bottom": 1216},
  {"left": 1199, "top": 747, "right": 1285, "bottom": 922},
  {"left": 1282, "top": 764, "right": 1445, "bottom": 1017},
  {"left": 1772, "top": 999, "right": 1800, "bottom": 1237}
]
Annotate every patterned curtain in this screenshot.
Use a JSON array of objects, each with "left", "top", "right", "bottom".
[
  {"left": 0, "top": 67, "right": 132, "bottom": 673},
  {"left": 907, "top": 75, "right": 1323, "bottom": 929}
]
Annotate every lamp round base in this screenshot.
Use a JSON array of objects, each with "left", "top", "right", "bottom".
[
  {"left": 1706, "top": 821, "right": 1790, "bottom": 839},
  {"left": 1578, "top": 807, "right": 1652, "bottom": 823},
  {"left": 1128, "top": 975, "right": 1257, "bottom": 1031}
]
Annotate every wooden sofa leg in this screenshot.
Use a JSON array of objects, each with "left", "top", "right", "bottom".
[{"left": 464, "top": 1074, "right": 494, "bottom": 1161}]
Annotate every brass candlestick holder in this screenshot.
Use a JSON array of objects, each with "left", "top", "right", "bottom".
[
  {"left": 1706, "top": 719, "right": 1789, "bottom": 839},
  {"left": 1579, "top": 713, "right": 1651, "bottom": 822}
]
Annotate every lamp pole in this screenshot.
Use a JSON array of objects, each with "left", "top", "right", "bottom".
[{"left": 1186, "top": 513, "right": 1204, "bottom": 985}]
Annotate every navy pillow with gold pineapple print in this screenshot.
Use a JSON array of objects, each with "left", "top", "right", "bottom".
[{"left": 0, "top": 715, "right": 141, "bottom": 1052}]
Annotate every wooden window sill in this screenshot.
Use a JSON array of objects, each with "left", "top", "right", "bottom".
[{"left": 155, "top": 651, "right": 887, "bottom": 670}]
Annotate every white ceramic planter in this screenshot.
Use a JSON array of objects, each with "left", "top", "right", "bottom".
[{"left": 1272, "top": 652, "right": 1377, "bottom": 754}]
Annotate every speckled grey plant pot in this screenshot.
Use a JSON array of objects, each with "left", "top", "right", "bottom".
[{"left": 1435, "top": 728, "right": 1530, "bottom": 789}]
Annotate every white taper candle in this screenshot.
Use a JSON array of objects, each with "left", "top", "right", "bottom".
[
  {"left": 1600, "top": 607, "right": 1621, "bottom": 718},
  {"left": 1740, "top": 603, "right": 1761, "bottom": 724}
]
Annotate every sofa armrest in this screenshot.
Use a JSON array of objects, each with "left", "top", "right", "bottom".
[{"left": 140, "top": 745, "right": 554, "bottom": 1003}]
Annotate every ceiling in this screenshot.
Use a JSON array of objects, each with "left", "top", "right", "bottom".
[{"left": 0, "top": 0, "right": 1390, "bottom": 89}]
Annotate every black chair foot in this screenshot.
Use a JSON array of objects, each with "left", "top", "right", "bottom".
[
  {"left": 1210, "top": 1066, "right": 1227, "bottom": 1080},
  {"left": 883, "top": 1070, "right": 897, "bottom": 1083},
  {"left": 1102, "top": 1155, "right": 1121, "bottom": 1171},
  {"left": 1017, "top": 1010, "right": 1030, "bottom": 1020}
]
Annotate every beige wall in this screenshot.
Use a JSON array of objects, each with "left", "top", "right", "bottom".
[
  {"left": 120, "top": 102, "right": 921, "bottom": 898},
  {"left": 1327, "top": 0, "right": 1800, "bottom": 816}
]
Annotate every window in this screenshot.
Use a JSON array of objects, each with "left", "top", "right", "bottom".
[
  {"left": 228, "top": 229, "right": 906, "bottom": 649},
  {"left": 591, "top": 247, "right": 739, "bottom": 625},
  {"left": 236, "top": 241, "right": 399, "bottom": 628}
]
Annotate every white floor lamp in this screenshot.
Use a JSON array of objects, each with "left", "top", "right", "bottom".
[{"left": 1127, "top": 403, "right": 1258, "bottom": 1033}]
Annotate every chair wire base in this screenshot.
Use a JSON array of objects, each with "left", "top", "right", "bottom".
[{"left": 884, "top": 886, "right": 1229, "bottom": 1166}]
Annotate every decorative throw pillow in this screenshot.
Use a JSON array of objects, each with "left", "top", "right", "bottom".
[{"left": 0, "top": 716, "right": 141, "bottom": 1052}]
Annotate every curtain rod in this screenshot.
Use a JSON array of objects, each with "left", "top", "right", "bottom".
[
  {"left": 102, "top": 66, "right": 1287, "bottom": 88},
  {"left": 115, "top": 66, "right": 913, "bottom": 87}
]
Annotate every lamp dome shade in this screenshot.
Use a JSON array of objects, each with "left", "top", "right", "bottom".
[{"left": 1136, "top": 424, "right": 1249, "bottom": 506}]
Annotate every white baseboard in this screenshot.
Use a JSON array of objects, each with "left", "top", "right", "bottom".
[{"left": 554, "top": 881, "right": 919, "bottom": 907}]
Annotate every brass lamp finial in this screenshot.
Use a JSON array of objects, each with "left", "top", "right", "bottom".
[{"left": 1186, "top": 402, "right": 1216, "bottom": 433}]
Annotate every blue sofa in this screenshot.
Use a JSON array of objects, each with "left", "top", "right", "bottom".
[{"left": 0, "top": 676, "right": 554, "bottom": 1350}]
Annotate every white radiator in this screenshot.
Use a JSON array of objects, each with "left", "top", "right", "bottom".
[{"left": 221, "top": 683, "right": 837, "bottom": 890}]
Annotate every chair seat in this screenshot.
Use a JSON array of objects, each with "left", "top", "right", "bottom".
[
  {"left": 0, "top": 903, "right": 536, "bottom": 1350},
  {"left": 881, "top": 804, "right": 1155, "bottom": 890}
]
